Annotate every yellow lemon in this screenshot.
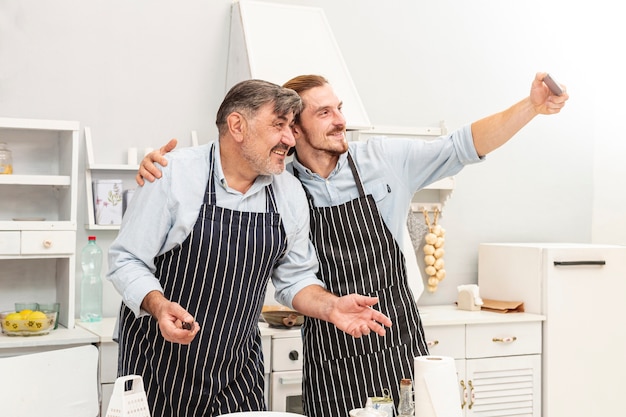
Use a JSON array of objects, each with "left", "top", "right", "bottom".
[
  {"left": 28, "top": 311, "right": 47, "bottom": 320},
  {"left": 19, "top": 309, "right": 33, "bottom": 319},
  {"left": 26, "top": 310, "right": 50, "bottom": 331},
  {"left": 5, "top": 312, "right": 21, "bottom": 321},
  {"left": 3, "top": 312, "right": 25, "bottom": 332}
]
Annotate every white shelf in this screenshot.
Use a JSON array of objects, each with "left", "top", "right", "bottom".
[
  {"left": 359, "top": 123, "right": 448, "bottom": 137},
  {"left": 0, "top": 174, "right": 71, "bottom": 186},
  {"left": 0, "top": 117, "right": 79, "bottom": 132},
  {"left": 83, "top": 128, "right": 198, "bottom": 230},
  {"left": 0, "top": 117, "right": 80, "bottom": 338},
  {"left": 0, "top": 221, "right": 76, "bottom": 231},
  {"left": 88, "top": 163, "right": 139, "bottom": 171},
  {"left": 0, "top": 325, "right": 98, "bottom": 351},
  {"left": 82, "top": 126, "right": 206, "bottom": 230},
  {"left": 354, "top": 123, "right": 456, "bottom": 213},
  {"left": 84, "top": 127, "right": 136, "bottom": 230}
]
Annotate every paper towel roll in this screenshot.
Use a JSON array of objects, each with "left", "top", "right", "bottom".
[{"left": 414, "top": 356, "right": 462, "bottom": 417}]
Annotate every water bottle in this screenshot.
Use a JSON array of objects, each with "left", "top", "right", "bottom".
[
  {"left": 0, "top": 142, "right": 13, "bottom": 174},
  {"left": 80, "top": 235, "right": 103, "bottom": 322}
]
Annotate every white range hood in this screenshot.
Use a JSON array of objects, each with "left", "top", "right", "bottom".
[{"left": 227, "top": 0, "right": 372, "bottom": 130}]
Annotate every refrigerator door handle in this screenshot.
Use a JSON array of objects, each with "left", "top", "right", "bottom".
[{"left": 553, "top": 260, "right": 606, "bottom": 266}]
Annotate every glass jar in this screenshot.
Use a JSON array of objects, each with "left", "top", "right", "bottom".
[
  {"left": 0, "top": 142, "right": 13, "bottom": 174},
  {"left": 397, "top": 378, "right": 414, "bottom": 417}
]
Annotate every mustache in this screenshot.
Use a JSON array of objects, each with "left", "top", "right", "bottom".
[{"left": 272, "top": 144, "right": 292, "bottom": 156}]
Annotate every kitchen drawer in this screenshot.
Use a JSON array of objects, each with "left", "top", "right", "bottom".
[
  {"left": 21, "top": 231, "right": 75, "bottom": 255},
  {"left": 0, "top": 231, "right": 20, "bottom": 255},
  {"left": 423, "top": 324, "right": 465, "bottom": 359},
  {"left": 272, "top": 336, "right": 303, "bottom": 372},
  {"left": 466, "top": 321, "right": 541, "bottom": 358}
]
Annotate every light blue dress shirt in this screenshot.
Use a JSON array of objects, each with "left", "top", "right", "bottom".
[
  {"left": 288, "top": 124, "right": 483, "bottom": 245},
  {"left": 107, "top": 141, "right": 322, "bottom": 316}
]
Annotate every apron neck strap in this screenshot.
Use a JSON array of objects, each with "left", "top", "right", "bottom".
[
  {"left": 346, "top": 152, "right": 366, "bottom": 198},
  {"left": 206, "top": 143, "right": 278, "bottom": 212}
]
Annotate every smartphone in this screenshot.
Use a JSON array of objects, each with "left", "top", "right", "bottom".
[{"left": 543, "top": 73, "right": 563, "bottom": 96}]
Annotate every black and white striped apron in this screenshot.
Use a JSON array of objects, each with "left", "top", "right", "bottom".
[
  {"left": 295, "top": 153, "right": 429, "bottom": 417},
  {"left": 118, "top": 145, "right": 287, "bottom": 417}
]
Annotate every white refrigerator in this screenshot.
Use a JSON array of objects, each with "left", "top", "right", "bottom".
[{"left": 477, "top": 243, "right": 626, "bottom": 417}]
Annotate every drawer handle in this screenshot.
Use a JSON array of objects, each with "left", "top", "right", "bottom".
[
  {"left": 459, "top": 379, "right": 467, "bottom": 409},
  {"left": 427, "top": 340, "right": 439, "bottom": 347},
  {"left": 554, "top": 260, "right": 606, "bottom": 266},
  {"left": 279, "top": 375, "right": 302, "bottom": 385},
  {"left": 492, "top": 336, "right": 517, "bottom": 343},
  {"left": 43, "top": 239, "right": 53, "bottom": 249},
  {"left": 468, "top": 380, "right": 475, "bottom": 409}
]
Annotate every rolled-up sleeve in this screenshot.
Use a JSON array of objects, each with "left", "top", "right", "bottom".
[
  {"left": 106, "top": 171, "right": 173, "bottom": 317},
  {"left": 270, "top": 175, "right": 325, "bottom": 310},
  {"left": 106, "top": 147, "right": 209, "bottom": 317}
]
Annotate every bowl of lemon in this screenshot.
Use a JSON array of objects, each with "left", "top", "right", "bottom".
[{"left": 1, "top": 309, "right": 57, "bottom": 336}]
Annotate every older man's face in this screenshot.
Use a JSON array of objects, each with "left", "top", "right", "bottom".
[{"left": 241, "top": 102, "right": 296, "bottom": 175}]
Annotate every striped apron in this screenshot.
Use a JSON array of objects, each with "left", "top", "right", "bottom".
[
  {"left": 118, "top": 145, "right": 287, "bottom": 417},
  {"left": 295, "top": 153, "right": 429, "bottom": 417}
]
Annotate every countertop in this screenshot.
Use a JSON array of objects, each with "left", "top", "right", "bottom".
[
  {"left": 0, "top": 325, "right": 99, "bottom": 353},
  {"left": 419, "top": 304, "right": 545, "bottom": 326},
  {"left": 77, "top": 318, "right": 118, "bottom": 343},
  {"left": 77, "top": 305, "right": 546, "bottom": 343},
  {"left": 261, "top": 304, "right": 546, "bottom": 338}
]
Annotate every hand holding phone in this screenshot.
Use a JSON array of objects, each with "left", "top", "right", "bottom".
[{"left": 543, "top": 73, "right": 563, "bottom": 96}]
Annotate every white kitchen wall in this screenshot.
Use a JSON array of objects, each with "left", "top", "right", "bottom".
[{"left": 0, "top": 0, "right": 621, "bottom": 315}]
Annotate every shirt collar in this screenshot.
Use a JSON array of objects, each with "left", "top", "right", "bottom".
[
  {"left": 292, "top": 151, "right": 348, "bottom": 180},
  {"left": 212, "top": 140, "right": 273, "bottom": 194}
]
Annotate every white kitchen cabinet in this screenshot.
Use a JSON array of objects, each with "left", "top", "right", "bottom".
[
  {"left": 83, "top": 127, "right": 199, "bottom": 230},
  {"left": 478, "top": 243, "right": 626, "bottom": 417},
  {"left": 421, "top": 306, "right": 544, "bottom": 417},
  {"left": 78, "top": 318, "right": 119, "bottom": 417},
  {"left": 0, "top": 344, "right": 100, "bottom": 417},
  {"left": 0, "top": 116, "right": 91, "bottom": 336},
  {"left": 0, "top": 117, "right": 100, "bottom": 415}
]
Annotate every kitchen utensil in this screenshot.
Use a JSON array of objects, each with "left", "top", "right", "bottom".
[
  {"left": 261, "top": 305, "right": 304, "bottom": 328},
  {"left": 105, "top": 375, "right": 151, "bottom": 417}
]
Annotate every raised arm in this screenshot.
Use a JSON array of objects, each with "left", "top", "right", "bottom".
[{"left": 472, "top": 72, "right": 569, "bottom": 156}]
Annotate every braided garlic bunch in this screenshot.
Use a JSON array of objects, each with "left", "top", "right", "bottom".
[{"left": 422, "top": 208, "right": 446, "bottom": 292}]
